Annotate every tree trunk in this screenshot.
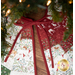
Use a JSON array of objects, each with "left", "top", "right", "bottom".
[{"left": 33, "top": 25, "right": 47, "bottom": 75}]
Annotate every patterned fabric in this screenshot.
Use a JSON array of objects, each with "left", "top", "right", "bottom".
[
  {"left": 2, "top": 8, "right": 73, "bottom": 75},
  {"left": 21, "top": 28, "right": 32, "bottom": 39},
  {"left": 44, "top": 45, "right": 73, "bottom": 75},
  {"left": 2, "top": 25, "right": 34, "bottom": 75},
  {"left": 1, "top": 65, "right": 11, "bottom": 75}
]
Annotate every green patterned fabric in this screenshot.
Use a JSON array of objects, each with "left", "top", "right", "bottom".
[{"left": 1, "top": 65, "right": 10, "bottom": 75}]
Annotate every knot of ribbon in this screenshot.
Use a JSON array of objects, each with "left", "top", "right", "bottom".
[{"left": 4, "top": 15, "right": 54, "bottom": 75}]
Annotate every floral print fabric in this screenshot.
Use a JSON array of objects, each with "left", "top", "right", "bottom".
[
  {"left": 2, "top": 25, "right": 34, "bottom": 75},
  {"left": 2, "top": 24, "right": 73, "bottom": 75},
  {"left": 44, "top": 45, "right": 73, "bottom": 75}
]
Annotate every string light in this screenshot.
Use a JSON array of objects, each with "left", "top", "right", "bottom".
[
  {"left": 19, "top": 0, "right": 25, "bottom": 2},
  {"left": 47, "top": 0, "right": 51, "bottom": 6},
  {"left": 27, "top": 4, "right": 30, "bottom": 7},
  {"left": 3, "top": 10, "right": 5, "bottom": 14},
  {"left": 19, "top": 0, "right": 22, "bottom": 3},
  {"left": 1, "top": 27, "right": 3, "bottom": 30},
  {"left": 5, "top": 9, "right": 11, "bottom": 16},
  {"left": 69, "top": 0, "right": 73, "bottom": 4},
  {"left": 2, "top": 6, "right": 5, "bottom": 9}
]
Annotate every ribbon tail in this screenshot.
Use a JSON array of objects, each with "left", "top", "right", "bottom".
[
  {"left": 39, "top": 25, "right": 54, "bottom": 68},
  {"left": 4, "top": 28, "right": 23, "bottom": 62},
  {"left": 31, "top": 26, "right": 37, "bottom": 75},
  {"left": 45, "top": 32, "right": 54, "bottom": 68},
  {"left": 40, "top": 25, "right": 54, "bottom": 68},
  {"left": 35, "top": 25, "right": 50, "bottom": 75}
]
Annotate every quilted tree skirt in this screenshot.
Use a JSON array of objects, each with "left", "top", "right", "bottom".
[
  {"left": 1, "top": 14, "right": 73, "bottom": 75},
  {"left": 1, "top": 42, "right": 73, "bottom": 75},
  {"left": 2, "top": 37, "right": 73, "bottom": 75}
]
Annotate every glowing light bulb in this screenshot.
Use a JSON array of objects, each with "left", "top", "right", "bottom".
[
  {"left": 27, "top": 4, "right": 30, "bottom": 7},
  {"left": 6, "top": 9, "right": 11, "bottom": 16},
  {"left": 47, "top": 0, "right": 51, "bottom": 6},
  {"left": 19, "top": 0, "right": 22, "bottom": 3},
  {"left": 69, "top": 0, "right": 73, "bottom": 4},
  {"left": 1, "top": 27, "right": 3, "bottom": 30},
  {"left": 3, "top": 10, "right": 5, "bottom": 14}
]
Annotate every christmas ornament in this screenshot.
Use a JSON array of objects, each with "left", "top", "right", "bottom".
[{"left": 57, "top": 59, "right": 69, "bottom": 71}]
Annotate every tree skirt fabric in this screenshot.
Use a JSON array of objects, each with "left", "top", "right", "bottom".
[
  {"left": 1, "top": 24, "right": 73, "bottom": 75},
  {"left": 2, "top": 9, "right": 73, "bottom": 75},
  {"left": 1, "top": 65, "right": 11, "bottom": 75}
]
